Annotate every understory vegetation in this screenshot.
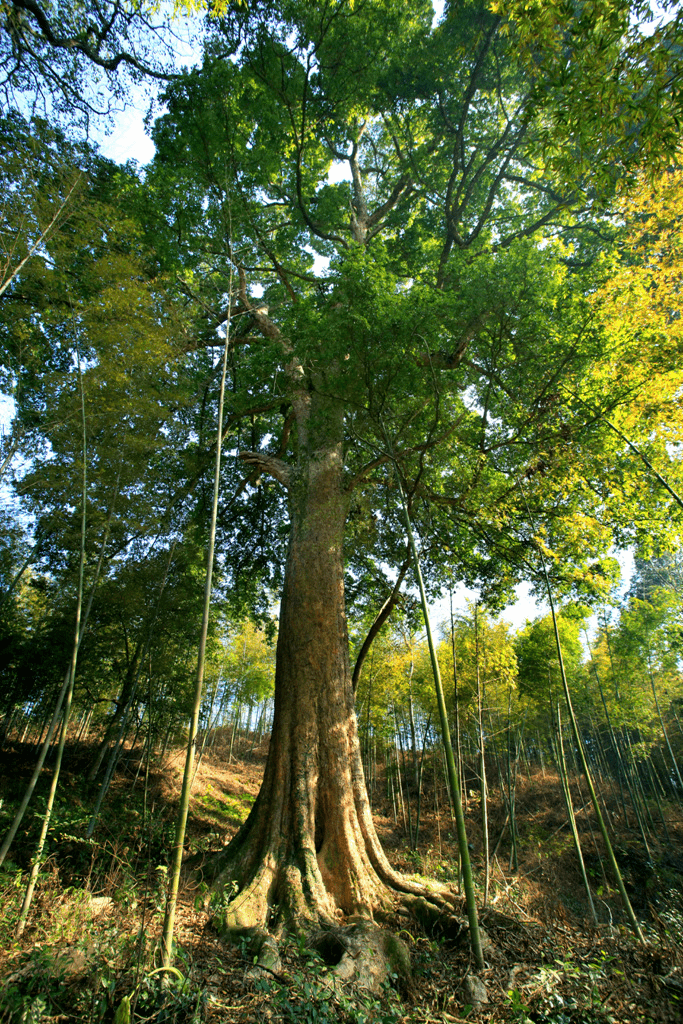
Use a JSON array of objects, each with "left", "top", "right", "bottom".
[{"left": 1, "top": 730, "right": 682, "bottom": 1023}]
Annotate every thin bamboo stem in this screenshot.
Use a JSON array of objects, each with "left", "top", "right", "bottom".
[{"left": 161, "top": 284, "right": 232, "bottom": 967}]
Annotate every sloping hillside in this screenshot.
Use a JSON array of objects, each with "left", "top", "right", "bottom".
[{"left": 1, "top": 737, "right": 682, "bottom": 1023}]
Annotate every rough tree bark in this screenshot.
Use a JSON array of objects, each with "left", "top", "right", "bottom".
[{"left": 200, "top": 379, "right": 457, "bottom": 987}]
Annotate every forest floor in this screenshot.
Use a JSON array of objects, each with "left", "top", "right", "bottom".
[{"left": 1, "top": 737, "right": 683, "bottom": 1024}]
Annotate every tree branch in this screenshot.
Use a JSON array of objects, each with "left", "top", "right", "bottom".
[
  {"left": 7, "top": 0, "right": 180, "bottom": 81},
  {"left": 352, "top": 550, "right": 411, "bottom": 693},
  {"left": 238, "top": 451, "right": 291, "bottom": 489},
  {"left": 345, "top": 454, "right": 391, "bottom": 493},
  {"left": 416, "top": 314, "right": 489, "bottom": 370}
]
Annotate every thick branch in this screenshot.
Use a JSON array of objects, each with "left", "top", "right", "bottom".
[
  {"left": 345, "top": 454, "right": 391, "bottom": 493},
  {"left": 352, "top": 551, "right": 411, "bottom": 694},
  {"left": 416, "top": 314, "right": 488, "bottom": 370},
  {"left": 238, "top": 451, "right": 291, "bottom": 489}
]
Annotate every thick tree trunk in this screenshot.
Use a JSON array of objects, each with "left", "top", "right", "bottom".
[{"left": 203, "top": 392, "right": 439, "bottom": 940}]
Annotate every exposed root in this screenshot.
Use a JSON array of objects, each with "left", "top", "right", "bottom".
[
  {"left": 244, "top": 931, "right": 283, "bottom": 981},
  {"left": 203, "top": 841, "right": 452, "bottom": 999},
  {"left": 311, "top": 919, "right": 411, "bottom": 995},
  {"left": 206, "top": 853, "right": 468, "bottom": 1003},
  {"left": 198, "top": 694, "right": 468, "bottom": 993},
  {"left": 200, "top": 808, "right": 465, "bottom": 951},
  {"left": 229, "top": 919, "right": 411, "bottom": 996},
  {"left": 400, "top": 893, "right": 466, "bottom": 941},
  {"left": 214, "top": 864, "right": 274, "bottom": 931},
  {"left": 206, "top": 843, "right": 460, "bottom": 945}
]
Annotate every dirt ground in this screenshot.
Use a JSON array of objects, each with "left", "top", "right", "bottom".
[{"left": 1, "top": 737, "right": 682, "bottom": 1023}]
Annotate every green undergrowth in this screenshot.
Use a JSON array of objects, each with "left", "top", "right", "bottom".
[
  {"left": 0, "top": 762, "right": 238, "bottom": 1023},
  {"left": 192, "top": 784, "right": 254, "bottom": 832},
  {"left": 1, "top": 748, "right": 682, "bottom": 1023},
  {"left": 0, "top": 838, "right": 214, "bottom": 1024},
  {"left": 251, "top": 935, "right": 403, "bottom": 1024},
  {"left": 0, "top": 939, "right": 207, "bottom": 1024}
]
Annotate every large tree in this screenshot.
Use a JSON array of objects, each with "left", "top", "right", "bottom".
[{"left": 142, "top": 0, "right": 683, "bottom": 954}]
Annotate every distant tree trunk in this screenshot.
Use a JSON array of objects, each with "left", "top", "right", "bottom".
[
  {"left": 523, "top": 478, "right": 645, "bottom": 943},
  {"left": 625, "top": 731, "right": 656, "bottom": 846},
  {"left": 433, "top": 751, "right": 443, "bottom": 858},
  {"left": 364, "top": 653, "right": 375, "bottom": 807},
  {"left": 77, "top": 708, "right": 93, "bottom": 744},
  {"left": 206, "top": 674, "right": 232, "bottom": 751},
  {"left": 159, "top": 723, "right": 173, "bottom": 762},
  {"left": 585, "top": 643, "right": 632, "bottom": 827},
  {"left": 412, "top": 715, "right": 431, "bottom": 852},
  {"left": 407, "top": 659, "right": 419, "bottom": 790},
  {"left": 441, "top": 745, "right": 455, "bottom": 828},
  {"left": 387, "top": 744, "right": 398, "bottom": 823},
  {"left": 258, "top": 699, "right": 270, "bottom": 745},
  {"left": 537, "top": 729, "right": 546, "bottom": 777},
  {"left": 644, "top": 756, "right": 671, "bottom": 841},
  {"left": 228, "top": 700, "right": 242, "bottom": 763},
  {"left": 246, "top": 701, "right": 267, "bottom": 757},
  {"left": 396, "top": 709, "right": 414, "bottom": 845},
  {"left": 506, "top": 693, "right": 520, "bottom": 872},
  {"left": 392, "top": 723, "right": 408, "bottom": 832},
  {"left": 449, "top": 593, "right": 465, "bottom": 807},
  {"left": 88, "top": 545, "right": 176, "bottom": 835},
  {"left": 0, "top": 683, "right": 67, "bottom": 872},
  {"left": 648, "top": 655, "right": 683, "bottom": 800},
  {"left": 88, "top": 641, "right": 143, "bottom": 781}
]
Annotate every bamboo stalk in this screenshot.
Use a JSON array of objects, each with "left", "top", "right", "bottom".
[
  {"left": 161, "top": 281, "right": 233, "bottom": 967},
  {"left": 394, "top": 466, "right": 484, "bottom": 969},
  {"left": 552, "top": 703, "right": 598, "bottom": 925},
  {"left": 518, "top": 479, "right": 644, "bottom": 943},
  {"left": 16, "top": 343, "right": 88, "bottom": 934}
]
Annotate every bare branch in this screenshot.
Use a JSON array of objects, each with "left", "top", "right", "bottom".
[{"left": 7, "top": 0, "right": 180, "bottom": 81}]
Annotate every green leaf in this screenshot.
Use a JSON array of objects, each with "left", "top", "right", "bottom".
[{"left": 113, "top": 995, "right": 131, "bottom": 1024}]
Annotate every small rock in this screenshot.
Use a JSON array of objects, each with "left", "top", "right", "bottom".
[{"left": 463, "top": 975, "right": 488, "bottom": 1006}]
